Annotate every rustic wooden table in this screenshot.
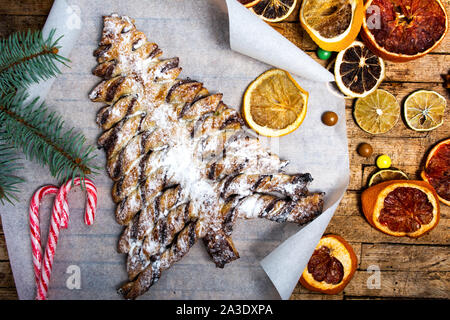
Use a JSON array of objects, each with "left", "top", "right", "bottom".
[{"left": 0, "top": 0, "right": 448, "bottom": 300}]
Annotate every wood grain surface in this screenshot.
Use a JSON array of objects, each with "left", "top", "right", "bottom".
[{"left": 0, "top": 0, "right": 449, "bottom": 300}]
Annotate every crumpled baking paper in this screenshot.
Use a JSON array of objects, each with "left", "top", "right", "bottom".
[{"left": 0, "top": 0, "right": 348, "bottom": 300}]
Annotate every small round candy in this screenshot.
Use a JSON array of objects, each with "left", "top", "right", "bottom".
[
  {"left": 317, "top": 48, "right": 332, "bottom": 60},
  {"left": 322, "top": 111, "right": 338, "bottom": 126},
  {"left": 376, "top": 154, "right": 392, "bottom": 169},
  {"left": 357, "top": 143, "right": 373, "bottom": 157}
]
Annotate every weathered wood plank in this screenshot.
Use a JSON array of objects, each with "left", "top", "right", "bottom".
[
  {"left": 384, "top": 55, "right": 450, "bottom": 83},
  {"left": 0, "top": 233, "right": 9, "bottom": 261},
  {"left": 0, "top": 287, "right": 18, "bottom": 300},
  {"left": 346, "top": 137, "right": 428, "bottom": 190},
  {"left": 0, "top": 0, "right": 53, "bottom": 15},
  {"left": 290, "top": 292, "right": 344, "bottom": 300},
  {"left": 335, "top": 191, "right": 361, "bottom": 216},
  {"left": 0, "top": 15, "right": 47, "bottom": 37},
  {"left": 360, "top": 243, "right": 450, "bottom": 272},
  {"left": 291, "top": 242, "right": 449, "bottom": 299},
  {"left": 275, "top": 24, "right": 450, "bottom": 55},
  {"left": 343, "top": 270, "right": 449, "bottom": 299},
  {"left": 290, "top": 47, "right": 450, "bottom": 83},
  {"left": 271, "top": 22, "right": 317, "bottom": 50},
  {"left": 0, "top": 261, "right": 15, "bottom": 287},
  {"left": 326, "top": 215, "right": 449, "bottom": 245}
]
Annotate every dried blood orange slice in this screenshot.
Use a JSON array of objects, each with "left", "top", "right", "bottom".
[
  {"left": 362, "top": 180, "right": 440, "bottom": 237},
  {"left": 361, "top": 0, "right": 448, "bottom": 62},
  {"left": 421, "top": 138, "right": 450, "bottom": 206},
  {"left": 299, "top": 234, "right": 357, "bottom": 294}
]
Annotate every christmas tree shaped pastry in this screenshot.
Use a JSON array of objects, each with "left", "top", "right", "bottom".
[{"left": 90, "top": 14, "right": 324, "bottom": 299}]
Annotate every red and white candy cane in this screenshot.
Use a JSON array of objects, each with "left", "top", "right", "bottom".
[
  {"left": 29, "top": 185, "right": 59, "bottom": 286},
  {"left": 30, "top": 178, "right": 98, "bottom": 300},
  {"left": 54, "top": 177, "right": 97, "bottom": 228}
]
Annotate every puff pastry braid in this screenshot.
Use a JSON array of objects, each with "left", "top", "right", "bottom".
[{"left": 90, "top": 14, "right": 325, "bottom": 299}]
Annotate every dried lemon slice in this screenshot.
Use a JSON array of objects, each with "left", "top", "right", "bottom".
[
  {"left": 238, "top": 0, "right": 262, "bottom": 7},
  {"left": 404, "top": 90, "right": 446, "bottom": 132},
  {"left": 354, "top": 89, "right": 400, "bottom": 134},
  {"left": 300, "top": 0, "right": 364, "bottom": 51},
  {"left": 368, "top": 169, "right": 409, "bottom": 187},
  {"left": 334, "top": 41, "right": 385, "bottom": 98},
  {"left": 251, "top": 0, "right": 297, "bottom": 22},
  {"left": 243, "top": 69, "right": 308, "bottom": 137}
]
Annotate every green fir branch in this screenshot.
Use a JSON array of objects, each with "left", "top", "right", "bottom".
[
  {"left": 0, "top": 138, "right": 24, "bottom": 205},
  {"left": 0, "top": 93, "right": 98, "bottom": 185},
  {"left": 0, "top": 29, "right": 69, "bottom": 95}
]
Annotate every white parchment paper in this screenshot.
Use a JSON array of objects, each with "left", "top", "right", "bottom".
[{"left": 0, "top": 0, "right": 348, "bottom": 300}]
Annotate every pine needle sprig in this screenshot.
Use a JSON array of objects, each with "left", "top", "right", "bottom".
[
  {"left": 0, "top": 92, "right": 98, "bottom": 184},
  {"left": 0, "top": 139, "right": 24, "bottom": 205},
  {"left": 0, "top": 29, "right": 69, "bottom": 95}
]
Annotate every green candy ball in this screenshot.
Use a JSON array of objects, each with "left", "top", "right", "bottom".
[{"left": 317, "top": 48, "right": 332, "bottom": 60}]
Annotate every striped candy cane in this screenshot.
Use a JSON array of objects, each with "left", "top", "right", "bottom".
[
  {"left": 54, "top": 177, "right": 98, "bottom": 228},
  {"left": 30, "top": 178, "right": 98, "bottom": 300},
  {"left": 29, "top": 185, "right": 59, "bottom": 286}
]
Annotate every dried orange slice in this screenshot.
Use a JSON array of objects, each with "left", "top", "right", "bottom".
[
  {"left": 300, "top": 0, "right": 364, "bottom": 51},
  {"left": 242, "top": 69, "right": 308, "bottom": 137},
  {"left": 368, "top": 168, "right": 408, "bottom": 187},
  {"left": 334, "top": 41, "right": 385, "bottom": 98},
  {"left": 361, "top": 180, "right": 440, "bottom": 238},
  {"left": 404, "top": 90, "right": 446, "bottom": 132},
  {"left": 361, "top": 0, "right": 448, "bottom": 62},
  {"left": 354, "top": 89, "right": 399, "bottom": 134},
  {"left": 299, "top": 234, "right": 357, "bottom": 295},
  {"left": 421, "top": 138, "right": 450, "bottom": 206},
  {"left": 238, "top": 0, "right": 262, "bottom": 8},
  {"left": 251, "top": 0, "right": 297, "bottom": 22}
]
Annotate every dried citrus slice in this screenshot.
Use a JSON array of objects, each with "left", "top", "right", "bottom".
[
  {"left": 361, "top": 0, "right": 448, "bottom": 62},
  {"left": 334, "top": 41, "right": 385, "bottom": 98},
  {"left": 238, "top": 0, "right": 262, "bottom": 8},
  {"left": 251, "top": 0, "right": 297, "bottom": 22},
  {"left": 421, "top": 138, "right": 450, "bottom": 206},
  {"left": 404, "top": 90, "right": 446, "bottom": 132},
  {"left": 243, "top": 69, "right": 308, "bottom": 137},
  {"left": 299, "top": 234, "right": 357, "bottom": 294},
  {"left": 361, "top": 180, "right": 440, "bottom": 237},
  {"left": 354, "top": 89, "right": 399, "bottom": 134},
  {"left": 300, "top": 0, "right": 364, "bottom": 51},
  {"left": 368, "top": 168, "right": 408, "bottom": 187}
]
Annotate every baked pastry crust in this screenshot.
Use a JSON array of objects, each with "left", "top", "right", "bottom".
[{"left": 90, "top": 14, "right": 324, "bottom": 299}]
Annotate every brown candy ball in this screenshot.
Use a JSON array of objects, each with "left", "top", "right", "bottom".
[
  {"left": 322, "top": 111, "right": 338, "bottom": 126},
  {"left": 357, "top": 143, "right": 373, "bottom": 157}
]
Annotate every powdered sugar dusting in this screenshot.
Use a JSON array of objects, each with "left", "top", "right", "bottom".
[{"left": 91, "top": 14, "right": 300, "bottom": 280}]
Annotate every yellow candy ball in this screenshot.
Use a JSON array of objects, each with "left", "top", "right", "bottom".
[{"left": 376, "top": 154, "right": 392, "bottom": 169}]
